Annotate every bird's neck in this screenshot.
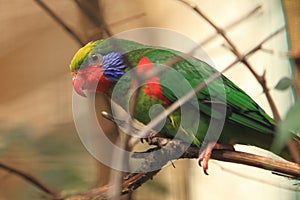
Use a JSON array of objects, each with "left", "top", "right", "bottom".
[{"left": 96, "top": 75, "right": 112, "bottom": 96}]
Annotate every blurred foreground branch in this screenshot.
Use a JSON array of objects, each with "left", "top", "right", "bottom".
[{"left": 0, "top": 161, "right": 62, "bottom": 199}]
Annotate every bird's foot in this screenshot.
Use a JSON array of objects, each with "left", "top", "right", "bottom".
[
  {"left": 198, "top": 142, "right": 234, "bottom": 175},
  {"left": 143, "top": 133, "right": 172, "bottom": 147},
  {"left": 140, "top": 131, "right": 155, "bottom": 143}
]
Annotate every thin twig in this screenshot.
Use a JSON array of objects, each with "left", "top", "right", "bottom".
[
  {"left": 0, "top": 161, "right": 62, "bottom": 199},
  {"left": 34, "top": 0, "right": 85, "bottom": 46},
  {"left": 87, "top": 12, "right": 146, "bottom": 39},
  {"left": 109, "top": 12, "right": 146, "bottom": 27},
  {"left": 201, "top": 5, "right": 262, "bottom": 46},
  {"left": 180, "top": 0, "right": 281, "bottom": 121}
]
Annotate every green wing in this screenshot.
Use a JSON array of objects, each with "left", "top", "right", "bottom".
[{"left": 130, "top": 47, "right": 276, "bottom": 135}]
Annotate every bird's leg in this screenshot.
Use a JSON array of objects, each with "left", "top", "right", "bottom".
[
  {"left": 145, "top": 132, "right": 165, "bottom": 144},
  {"left": 198, "top": 142, "right": 234, "bottom": 175},
  {"left": 140, "top": 131, "right": 171, "bottom": 147},
  {"left": 139, "top": 130, "right": 159, "bottom": 143}
]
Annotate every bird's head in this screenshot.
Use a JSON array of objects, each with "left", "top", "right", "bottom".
[{"left": 70, "top": 41, "right": 126, "bottom": 97}]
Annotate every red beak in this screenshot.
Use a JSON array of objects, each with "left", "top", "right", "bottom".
[
  {"left": 72, "top": 71, "right": 86, "bottom": 97},
  {"left": 72, "top": 66, "right": 104, "bottom": 97}
]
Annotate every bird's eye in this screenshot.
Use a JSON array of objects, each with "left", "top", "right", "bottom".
[{"left": 89, "top": 53, "right": 102, "bottom": 64}]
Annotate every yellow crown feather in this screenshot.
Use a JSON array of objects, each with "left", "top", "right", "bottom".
[{"left": 69, "top": 41, "right": 98, "bottom": 72}]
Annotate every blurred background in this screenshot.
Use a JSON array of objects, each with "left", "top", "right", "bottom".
[{"left": 0, "top": 0, "right": 299, "bottom": 199}]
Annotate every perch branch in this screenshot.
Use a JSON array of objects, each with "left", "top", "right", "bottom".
[
  {"left": 34, "top": 0, "right": 85, "bottom": 46},
  {"left": 66, "top": 137, "right": 300, "bottom": 200},
  {"left": 150, "top": 138, "right": 300, "bottom": 178},
  {"left": 0, "top": 161, "right": 62, "bottom": 199},
  {"left": 180, "top": 0, "right": 282, "bottom": 121}
]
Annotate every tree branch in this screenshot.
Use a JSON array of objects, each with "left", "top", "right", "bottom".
[
  {"left": 145, "top": 138, "right": 300, "bottom": 178},
  {"left": 66, "top": 137, "right": 300, "bottom": 200},
  {"left": 34, "top": 0, "right": 85, "bottom": 46}
]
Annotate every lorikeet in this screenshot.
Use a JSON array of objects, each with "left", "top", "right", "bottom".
[{"left": 70, "top": 38, "right": 296, "bottom": 171}]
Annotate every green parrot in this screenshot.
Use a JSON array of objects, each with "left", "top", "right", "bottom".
[{"left": 70, "top": 38, "right": 297, "bottom": 171}]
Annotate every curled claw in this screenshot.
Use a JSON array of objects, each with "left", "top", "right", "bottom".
[
  {"left": 203, "top": 169, "right": 209, "bottom": 176},
  {"left": 198, "top": 142, "right": 234, "bottom": 175},
  {"left": 198, "top": 159, "right": 209, "bottom": 175}
]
